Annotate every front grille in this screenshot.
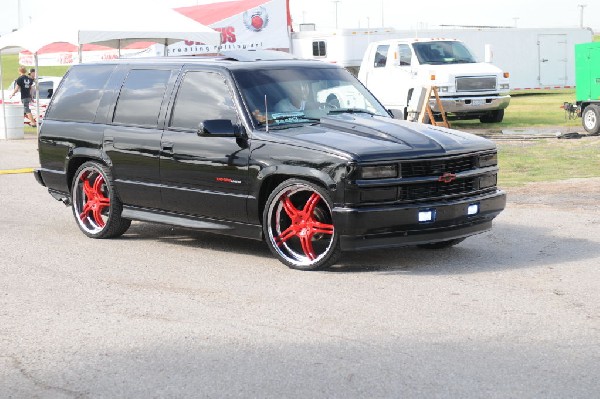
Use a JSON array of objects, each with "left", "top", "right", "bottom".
[
  {"left": 400, "top": 179, "right": 475, "bottom": 201},
  {"left": 456, "top": 76, "right": 497, "bottom": 92},
  {"left": 356, "top": 152, "right": 498, "bottom": 204},
  {"left": 401, "top": 156, "right": 475, "bottom": 178}
]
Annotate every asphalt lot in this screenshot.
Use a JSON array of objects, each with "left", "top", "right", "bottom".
[{"left": 1, "top": 134, "right": 599, "bottom": 398}]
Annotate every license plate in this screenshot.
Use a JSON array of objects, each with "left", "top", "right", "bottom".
[{"left": 471, "top": 99, "right": 485, "bottom": 106}]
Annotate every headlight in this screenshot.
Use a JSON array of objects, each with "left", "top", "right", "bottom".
[
  {"left": 437, "top": 86, "right": 449, "bottom": 92},
  {"left": 478, "top": 152, "right": 497, "bottom": 168},
  {"left": 359, "top": 164, "right": 398, "bottom": 179},
  {"left": 499, "top": 84, "right": 510, "bottom": 90}
]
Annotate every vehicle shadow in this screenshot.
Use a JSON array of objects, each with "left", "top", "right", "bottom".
[
  {"left": 120, "top": 218, "right": 599, "bottom": 276},
  {"left": 331, "top": 219, "right": 599, "bottom": 274}
]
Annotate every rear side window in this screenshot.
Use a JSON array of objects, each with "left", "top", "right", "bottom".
[
  {"left": 398, "top": 44, "right": 412, "bottom": 66},
  {"left": 113, "top": 69, "right": 172, "bottom": 128},
  {"left": 45, "top": 65, "right": 115, "bottom": 122},
  {"left": 374, "top": 45, "right": 389, "bottom": 68},
  {"left": 169, "top": 71, "right": 238, "bottom": 131}
]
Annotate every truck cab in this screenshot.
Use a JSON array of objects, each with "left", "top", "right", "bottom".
[{"left": 358, "top": 38, "right": 511, "bottom": 123}]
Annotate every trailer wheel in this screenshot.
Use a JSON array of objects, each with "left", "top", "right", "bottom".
[{"left": 582, "top": 104, "right": 600, "bottom": 135}]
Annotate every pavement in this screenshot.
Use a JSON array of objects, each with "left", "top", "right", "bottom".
[{"left": 0, "top": 132, "right": 39, "bottom": 173}]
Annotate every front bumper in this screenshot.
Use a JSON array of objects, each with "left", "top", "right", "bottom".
[
  {"left": 430, "top": 95, "right": 511, "bottom": 114},
  {"left": 333, "top": 190, "right": 506, "bottom": 251}
]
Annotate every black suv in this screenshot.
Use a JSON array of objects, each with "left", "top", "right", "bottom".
[{"left": 34, "top": 54, "right": 506, "bottom": 270}]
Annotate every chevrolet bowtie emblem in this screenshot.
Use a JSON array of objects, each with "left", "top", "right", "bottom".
[{"left": 438, "top": 172, "right": 457, "bottom": 183}]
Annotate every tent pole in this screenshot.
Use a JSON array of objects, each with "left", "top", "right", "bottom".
[
  {"left": 0, "top": 49, "right": 8, "bottom": 139},
  {"left": 34, "top": 52, "right": 40, "bottom": 134},
  {"left": 78, "top": 45, "right": 82, "bottom": 64},
  {"left": 164, "top": 39, "right": 168, "bottom": 57}
]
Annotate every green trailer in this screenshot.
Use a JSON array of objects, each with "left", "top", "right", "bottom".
[{"left": 571, "top": 42, "right": 600, "bottom": 134}]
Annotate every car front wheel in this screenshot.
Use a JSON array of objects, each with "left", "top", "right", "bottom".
[
  {"left": 71, "top": 161, "right": 131, "bottom": 239},
  {"left": 263, "top": 179, "right": 341, "bottom": 270}
]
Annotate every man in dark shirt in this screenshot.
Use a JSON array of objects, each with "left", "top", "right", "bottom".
[{"left": 9, "top": 66, "right": 36, "bottom": 127}]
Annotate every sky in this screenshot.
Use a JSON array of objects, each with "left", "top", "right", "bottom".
[{"left": 1, "top": 0, "right": 597, "bottom": 36}]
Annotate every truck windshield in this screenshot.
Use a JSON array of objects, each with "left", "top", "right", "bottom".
[
  {"left": 413, "top": 41, "right": 477, "bottom": 65},
  {"left": 232, "top": 66, "right": 389, "bottom": 128}
]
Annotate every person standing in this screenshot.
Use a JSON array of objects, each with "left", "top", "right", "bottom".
[
  {"left": 29, "top": 68, "right": 37, "bottom": 99},
  {"left": 9, "top": 66, "right": 36, "bottom": 127}
]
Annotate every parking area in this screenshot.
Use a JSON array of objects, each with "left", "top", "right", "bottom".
[{"left": 1, "top": 135, "right": 599, "bottom": 397}]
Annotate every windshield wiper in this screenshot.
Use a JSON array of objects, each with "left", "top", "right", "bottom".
[{"left": 327, "top": 108, "right": 375, "bottom": 116}]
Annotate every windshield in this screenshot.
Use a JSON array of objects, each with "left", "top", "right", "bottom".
[
  {"left": 232, "top": 66, "right": 389, "bottom": 128},
  {"left": 413, "top": 41, "right": 477, "bottom": 65}
]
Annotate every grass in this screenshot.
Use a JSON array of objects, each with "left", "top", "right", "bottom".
[
  {"left": 497, "top": 138, "right": 600, "bottom": 187},
  {"left": 1, "top": 53, "right": 69, "bottom": 89},
  {"left": 451, "top": 89, "right": 580, "bottom": 130}
]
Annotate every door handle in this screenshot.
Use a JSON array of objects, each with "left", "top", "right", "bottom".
[{"left": 541, "top": 59, "right": 548, "bottom": 63}]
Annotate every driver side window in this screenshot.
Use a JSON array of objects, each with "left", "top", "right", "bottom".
[{"left": 170, "top": 71, "right": 238, "bottom": 131}]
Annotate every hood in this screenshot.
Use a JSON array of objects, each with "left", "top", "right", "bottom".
[
  {"left": 260, "top": 114, "right": 496, "bottom": 162},
  {"left": 425, "top": 62, "right": 503, "bottom": 77}
]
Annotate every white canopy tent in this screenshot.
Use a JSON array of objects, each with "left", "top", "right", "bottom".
[{"left": 0, "top": 0, "right": 221, "bottom": 137}]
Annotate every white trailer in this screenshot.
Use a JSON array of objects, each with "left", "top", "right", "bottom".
[
  {"left": 290, "top": 27, "right": 593, "bottom": 90},
  {"left": 290, "top": 27, "right": 400, "bottom": 75}
]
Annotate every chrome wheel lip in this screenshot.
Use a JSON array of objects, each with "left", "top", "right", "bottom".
[
  {"left": 73, "top": 166, "right": 110, "bottom": 235},
  {"left": 267, "top": 183, "right": 335, "bottom": 268}
]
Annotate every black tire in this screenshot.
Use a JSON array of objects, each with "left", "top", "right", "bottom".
[
  {"left": 263, "top": 179, "right": 341, "bottom": 270},
  {"left": 582, "top": 104, "right": 600, "bottom": 135},
  {"left": 71, "top": 161, "right": 131, "bottom": 239},
  {"left": 417, "top": 238, "right": 466, "bottom": 249},
  {"left": 480, "top": 109, "right": 504, "bottom": 123}
]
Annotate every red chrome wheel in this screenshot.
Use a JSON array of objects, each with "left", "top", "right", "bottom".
[
  {"left": 71, "top": 162, "right": 130, "bottom": 238},
  {"left": 264, "top": 179, "right": 340, "bottom": 270}
]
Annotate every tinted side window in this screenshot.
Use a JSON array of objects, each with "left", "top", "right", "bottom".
[
  {"left": 46, "top": 65, "right": 115, "bottom": 122},
  {"left": 312, "top": 41, "right": 326, "bottom": 57},
  {"left": 374, "top": 45, "right": 389, "bottom": 68},
  {"left": 398, "top": 44, "right": 412, "bottom": 66},
  {"left": 113, "top": 69, "right": 171, "bottom": 128},
  {"left": 169, "top": 71, "right": 237, "bottom": 131},
  {"left": 38, "top": 81, "right": 55, "bottom": 99}
]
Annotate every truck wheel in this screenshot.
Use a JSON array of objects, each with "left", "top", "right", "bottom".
[
  {"left": 582, "top": 104, "right": 600, "bottom": 135},
  {"left": 263, "top": 179, "right": 341, "bottom": 270},
  {"left": 417, "top": 238, "right": 465, "bottom": 249},
  {"left": 480, "top": 109, "right": 504, "bottom": 123},
  {"left": 71, "top": 161, "right": 131, "bottom": 239}
]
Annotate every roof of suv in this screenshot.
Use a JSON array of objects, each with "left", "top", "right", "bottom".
[{"left": 75, "top": 50, "right": 333, "bottom": 70}]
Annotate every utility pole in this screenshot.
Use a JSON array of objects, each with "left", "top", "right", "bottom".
[
  {"left": 17, "top": 0, "right": 23, "bottom": 28},
  {"left": 577, "top": 4, "right": 587, "bottom": 28},
  {"left": 332, "top": 0, "right": 340, "bottom": 29}
]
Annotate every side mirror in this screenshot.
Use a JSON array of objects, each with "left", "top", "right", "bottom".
[{"left": 198, "top": 119, "right": 237, "bottom": 137}]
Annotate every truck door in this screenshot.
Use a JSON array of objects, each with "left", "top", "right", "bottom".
[
  {"left": 364, "top": 44, "right": 415, "bottom": 115},
  {"left": 538, "top": 34, "right": 568, "bottom": 87},
  {"left": 160, "top": 69, "right": 250, "bottom": 222},
  {"left": 363, "top": 44, "right": 391, "bottom": 103},
  {"left": 103, "top": 67, "right": 179, "bottom": 209}
]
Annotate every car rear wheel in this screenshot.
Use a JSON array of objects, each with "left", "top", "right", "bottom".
[
  {"left": 71, "top": 161, "right": 131, "bottom": 239},
  {"left": 582, "top": 104, "right": 600, "bottom": 135},
  {"left": 263, "top": 179, "right": 341, "bottom": 270}
]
